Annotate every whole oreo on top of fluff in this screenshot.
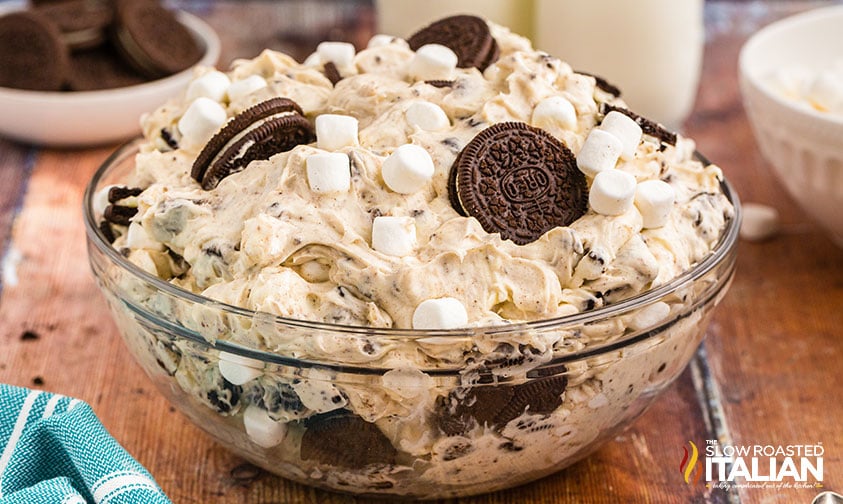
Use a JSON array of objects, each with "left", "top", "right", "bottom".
[
  {"left": 408, "top": 15, "right": 499, "bottom": 72},
  {"left": 450, "top": 122, "right": 588, "bottom": 245},
  {"left": 191, "top": 97, "right": 315, "bottom": 190}
]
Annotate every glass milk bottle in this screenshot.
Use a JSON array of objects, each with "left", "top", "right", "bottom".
[
  {"left": 375, "top": 0, "right": 534, "bottom": 39},
  {"left": 534, "top": 0, "right": 704, "bottom": 130}
]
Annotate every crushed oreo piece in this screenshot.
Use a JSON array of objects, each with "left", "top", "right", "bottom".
[
  {"left": 160, "top": 127, "right": 179, "bottom": 150},
  {"left": 425, "top": 79, "right": 456, "bottom": 88},
  {"left": 323, "top": 61, "right": 342, "bottom": 86},
  {"left": 601, "top": 103, "right": 677, "bottom": 146},
  {"left": 103, "top": 204, "right": 137, "bottom": 226},
  {"left": 107, "top": 186, "right": 142, "bottom": 203},
  {"left": 300, "top": 410, "right": 397, "bottom": 468}
]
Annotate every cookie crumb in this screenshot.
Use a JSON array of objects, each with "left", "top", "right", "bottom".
[{"left": 20, "top": 330, "right": 40, "bottom": 341}]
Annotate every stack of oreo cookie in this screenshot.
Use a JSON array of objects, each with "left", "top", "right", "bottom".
[{"left": 0, "top": 0, "right": 203, "bottom": 92}]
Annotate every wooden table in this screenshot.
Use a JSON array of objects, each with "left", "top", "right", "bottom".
[{"left": 1, "top": 1, "right": 841, "bottom": 502}]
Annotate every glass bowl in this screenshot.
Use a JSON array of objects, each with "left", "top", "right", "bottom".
[{"left": 84, "top": 139, "right": 740, "bottom": 500}]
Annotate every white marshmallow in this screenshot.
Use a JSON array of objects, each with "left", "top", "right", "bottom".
[
  {"left": 635, "top": 179, "right": 676, "bottom": 229},
  {"left": 226, "top": 75, "right": 267, "bottom": 102},
  {"left": 600, "top": 111, "right": 642, "bottom": 160},
  {"left": 408, "top": 43, "right": 458, "bottom": 81},
  {"left": 372, "top": 216, "right": 416, "bottom": 257},
  {"left": 367, "top": 34, "right": 405, "bottom": 48},
  {"left": 589, "top": 169, "right": 637, "bottom": 215},
  {"left": 178, "top": 97, "right": 227, "bottom": 148},
  {"left": 317, "top": 41, "right": 356, "bottom": 68},
  {"left": 315, "top": 114, "right": 359, "bottom": 151},
  {"left": 381, "top": 367, "right": 432, "bottom": 398},
  {"left": 739, "top": 202, "right": 780, "bottom": 242},
  {"left": 405, "top": 101, "right": 450, "bottom": 131},
  {"left": 807, "top": 70, "right": 843, "bottom": 113},
  {"left": 412, "top": 297, "right": 468, "bottom": 330},
  {"left": 577, "top": 129, "right": 623, "bottom": 177},
  {"left": 243, "top": 405, "right": 286, "bottom": 448},
  {"left": 306, "top": 152, "right": 351, "bottom": 193},
  {"left": 531, "top": 96, "right": 577, "bottom": 131},
  {"left": 92, "top": 185, "right": 115, "bottom": 216},
  {"left": 381, "top": 144, "right": 435, "bottom": 193},
  {"left": 218, "top": 351, "right": 263, "bottom": 385},
  {"left": 126, "top": 223, "right": 164, "bottom": 251},
  {"left": 628, "top": 301, "right": 671, "bottom": 331},
  {"left": 186, "top": 70, "right": 231, "bottom": 102},
  {"left": 302, "top": 51, "right": 321, "bottom": 67}
]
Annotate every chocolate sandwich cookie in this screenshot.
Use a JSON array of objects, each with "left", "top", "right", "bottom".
[
  {"left": 408, "top": 15, "right": 499, "bottom": 71},
  {"left": 67, "top": 46, "right": 146, "bottom": 91},
  {"left": 110, "top": 0, "right": 202, "bottom": 79},
  {"left": 601, "top": 103, "right": 677, "bottom": 146},
  {"left": 436, "top": 375, "right": 568, "bottom": 436},
  {"left": 0, "top": 11, "right": 69, "bottom": 91},
  {"left": 191, "top": 97, "right": 315, "bottom": 190},
  {"left": 300, "top": 410, "right": 397, "bottom": 468},
  {"left": 35, "top": 0, "right": 114, "bottom": 51},
  {"left": 450, "top": 122, "right": 588, "bottom": 245}
]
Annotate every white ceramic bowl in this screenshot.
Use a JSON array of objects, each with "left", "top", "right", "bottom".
[
  {"left": 0, "top": 8, "right": 220, "bottom": 147},
  {"left": 739, "top": 5, "right": 843, "bottom": 247}
]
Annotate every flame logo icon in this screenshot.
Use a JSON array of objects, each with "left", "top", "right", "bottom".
[{"left": 680, "top": 441, "right": 703, "bottom": 485}]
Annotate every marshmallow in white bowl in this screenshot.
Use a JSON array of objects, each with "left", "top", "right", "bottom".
[
  {"left": 412, "top": 297, "right": 468, "bottom": 330},
  {"left": 227, "top": 75, "right": 267, "bottom": 102},
  {"left": 577, "top": 129, "right": 623, "bottom": 177},
  {"left": 381, "top": 144, "right": 435, "bottom": 194},
  {"left": 178, "top": 97, "right": 227, "bottom": 148},
  {"left": 186, "top": 70, "right": 231, "bottom": 102},
  {"left": 372, "top": 216, "right": 416, "bottom": 257},
  {"left": 315, "top": 114, "right": 359, "bottom": 151},
  {"left": 218, "top": 351, "right": 263, "bottom": 385},
  {"left": 589, "top": 169, "right": 637, "bottom": 215},
  {"left": 408, "top": 44, "right": 458, "bottom": 81},
  {"left": 306, "top": 152, "right": 351, "bottom": 194},
  {"left": 405, "top": 101, "right": 450, "bottom": 131},
  {"left": 600, "top": 111, "right": 642, "bottom": 160},
  {"left": 635, "top": 179, "right": 676, "bottom": 228},
  {"left": 317, "top": 41, "right": 356, "bottom": 69},
  {"left": 243, "top": 405, "right": 287, "bottom": 448},
  {"left": 531, "top": 96, "right": 577, "bottom": 131}
]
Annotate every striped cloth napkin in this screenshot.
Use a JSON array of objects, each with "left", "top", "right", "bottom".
[{"left": 0, "top": 384, "right": 171, "bottom": 504}]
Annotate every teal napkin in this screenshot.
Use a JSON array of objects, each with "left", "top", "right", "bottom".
[{"left": 0, "top": 384, "right": 171, "bottom": 504}]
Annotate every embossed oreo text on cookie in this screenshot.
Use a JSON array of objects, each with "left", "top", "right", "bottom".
[{"left": 451, "top": 122, "right": 588, "bottom": 245}]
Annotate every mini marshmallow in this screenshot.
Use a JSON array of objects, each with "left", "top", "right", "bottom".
[
  {"left": 317, "top": 41, "right": 356, "bottom": 68},
  {"left": 405, "top": 101, "right": 450, "bottom": 131},
  {"left": 589, "top": 169, "right": 637, "bottom": 215},
  {"left": 577, "top": 128, "right": 623, "bottom": 177},
  {"left": 806, "top": 70, "right": 843, "bottom": 113},
  {"left": 243, "top": 405, "right": 287, "bottom": 448},
  {"left": 178, "top": 97, "right": 227, "bottom": 148},
  {"left": 186, "top": 70, "right": 231, "bottom": 102},
  {"left": 367, "top": 34, "right": 403, "bottom": 48},
  {"left": 600, "top": 111, "right": 642, "bottom": 160},
  {"left": 408, "top": 43, "right": 458, "bottom": 81},
  {"left": 126, "top": 222, "right": 164, "bottom": 251},
  {"left": 218, "top": 351, "right": 263, "bottom": 385},
  {"left": 628, "top": 301, "right": 671, "bottom": 331},
  {"left": 306, "top": 152, "right": 351, "bottom": 193},
  {"left": 412, "top": 297, "right": 468, "bottom": 330},
  {"left": 381, "top": 144, "right": 435, "bottom": 194},
  {"left": 302, "top": 51, "right": 321, "bottom": 67},
  {"left": 372, "top": 216, "right": 416, "bottom": 257},
  {"left": 740, "top": 202, "right": 780, "bottom": 242},
  {"left": 635, "top": 179, "right": 676, "bottom": 229},
  {"left": 531, "top": 96, "right": 577, "bottom": 131},
  {"left": 226, "top": 75, "right": 267, "bottom": 102},
  {"left": 315, "top": 114, "right": 359, "bottom": 151}
]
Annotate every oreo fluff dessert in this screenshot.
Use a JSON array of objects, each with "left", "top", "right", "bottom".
[{"left": 91, "top": 15, "right": 736, "bottom": 498}]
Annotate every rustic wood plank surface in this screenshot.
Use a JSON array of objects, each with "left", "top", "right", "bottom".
[{"left": 0, "top": 1, "right": 840, "bottom": 503}]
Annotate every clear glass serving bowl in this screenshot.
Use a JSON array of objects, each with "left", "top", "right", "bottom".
[{"left": 84, "top": 139, "right": 741, "bottom": 500}]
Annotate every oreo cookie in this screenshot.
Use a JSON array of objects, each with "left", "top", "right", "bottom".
[
  {"left": 35, "top": 0, "right": 114, "bottom": 51},
  {"left": 191, "top": 97, "right": 315, "bottom": 190},
  {"left": 450, "top": 122, "right": 588, "bottom": 245},
  {"left": 0, "top": 11, "right": 69, "bottom": 91},
  {"left": 436, "top": 375, "right": 568, "bottom": 436},
  {"left": 601, "top": 103, "right": 677, "bottom": 146},
  {"left": 300, "top": 411, "right": 397, "bottom": 468},
  {"left": 111, "top": 0, "right": 202, "bottom": 78},
  {"left": 408, "top": 15, "right": 499, "bottom": 71},
  {"left": 67, "top": 46, "right": 146, "bottom": 91}
]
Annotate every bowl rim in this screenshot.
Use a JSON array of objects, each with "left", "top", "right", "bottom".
[
  {"left": 84, "top": 138, "right": 741, "bottom": 348},
  {"left": 738, "top": 4, "right": 843, "bottom": 128},
  {"left": 0, "top": 7, "right": 221, "bottom": 101}
]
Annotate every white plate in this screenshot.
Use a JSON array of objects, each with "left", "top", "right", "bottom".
[{"left": 0, "top": 6, "right": 220, "bottom": 147}]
